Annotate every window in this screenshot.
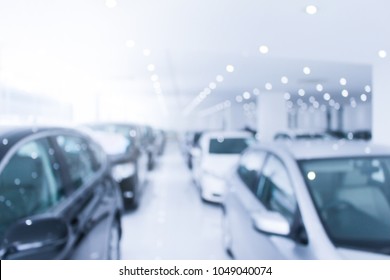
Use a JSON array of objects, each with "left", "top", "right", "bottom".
[
  {"left": 237, "top": 150, "right": 267, "bottom": 192},
  {"left": 300, "top": 157, "right": 390, "bottom": 253},
  {"left": 56, "top": 135, "right": 95, "bottom": 190},
  {"left": 257, "top": 155, "right": 297, "bottom": 224},
  {"left": 209, "top": 137, "right": 251, "bottom": 154},
  {"left": 0, "top": 138, "right": 64, "bottom": 239}
]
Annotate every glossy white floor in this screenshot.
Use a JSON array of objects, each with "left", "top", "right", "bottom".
[{"left": 120, "top": 141, "right": 230, "bottom": 259}]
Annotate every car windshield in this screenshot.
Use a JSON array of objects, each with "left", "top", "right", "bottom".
[
  {"left": 299, "top": 157, "right": 390, "bottom": 255},
  {"left": 209, "top": 137, "right": 250, "bottom": 154}
]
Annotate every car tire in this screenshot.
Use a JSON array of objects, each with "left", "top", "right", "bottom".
[{"left": 107, "top": 220, "right": 121, "bottom": 260}]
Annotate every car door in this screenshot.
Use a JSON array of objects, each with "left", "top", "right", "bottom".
[
  {"left": 226, "top": 148, "right": 283, "bottom": 259},
  {"left": 253, "top": 153, "right": 312, "bottom": 259},
  {"left": 0, "top": 136, "right": 70, "bottom": 259}
]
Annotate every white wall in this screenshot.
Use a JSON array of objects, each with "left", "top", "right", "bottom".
[
  {"left": 373, "top": 61, "right": 390, "bottom": 145},
  {"left": 343, "top": 103, "right": 371, "bottom": 132},
  {"left": 256, "top": 92, "right": 288, "bottom": 142}
]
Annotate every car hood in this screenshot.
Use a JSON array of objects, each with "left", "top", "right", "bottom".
[
  {"left": 201, "top": 154, "right": 240, "bottom": 177},
  {"left": 336, "top": 247, "right": 390, "bottom": 260}
]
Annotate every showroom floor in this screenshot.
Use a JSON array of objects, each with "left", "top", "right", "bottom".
[{"left": 120, "top": 141, "right": 230, "bottom": 260}]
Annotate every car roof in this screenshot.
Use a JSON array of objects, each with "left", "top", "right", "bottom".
[{"left": 254, "top": 140, "right": 390, "bottom": 160}]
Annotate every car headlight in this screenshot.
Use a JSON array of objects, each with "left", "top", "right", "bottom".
[{"left": 111, "top": 162, "right": 136, "bottom": 182}]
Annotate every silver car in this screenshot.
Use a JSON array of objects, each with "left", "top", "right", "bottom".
[{"left": 223, "top": 140, "right": 390, "bottom": 259}]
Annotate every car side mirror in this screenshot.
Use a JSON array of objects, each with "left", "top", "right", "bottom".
[
  {"left": 251, "top": 210, "right": 290, "bottom": 236},
  {"left": 2, "top": 217, "right": 69, "bottom": 260}
]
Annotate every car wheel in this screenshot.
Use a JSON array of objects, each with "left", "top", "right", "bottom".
[{"left": 107, "top": 220, "right": 121, "bottom": 260}]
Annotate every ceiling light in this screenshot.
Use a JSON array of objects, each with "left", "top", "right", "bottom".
[
  {"left": 265, "top": 83, "right": 272, "bottom": 90},
  {"left": 143, "top": 49, "right": 151, "bottom": 56},
  {"left": 378, "top": 50, "right": 387, "bottom": 58},
  {"left": 284, "top": 92, "right": 291, "bottom": 100},
  {"left": 323, "top": 93, "right": 330, "bottom": 101},
  {"left": 226, "top": 65, "right": 234, "bottom": 73},
  {"left": 339, "top": 78, "right": 347, "bottom": 86},
  {"left": 281, "top": 76, "right": 288, "bottom": 84},
  {"left": 364, "top": 85, "right": 371, "bottom": 93},
  {"left": 259, "top": 45, "right": 269, "bottom": 54},
  {"left": 243, "top": 91, "right": 251, "bottom": 99},
  {"left": 316, "top": 84, "right": 323, "bottom": 92},
  {"left": 305, "top": 5, "right": 318, "bottom": 15},
  {"left": 360, "top": 93, "right": 367, "bottom": 102},
  {"left": 236, "top": 95, "right": 243, "bottom": 103},
  {"left": 204, "top": 88, "right": 211, "bottom": 95},
  {"left": 298, "top": 89, "right": 305, "bottom": 96},
  {"left": 105, "top": 0, "right": 117, "bottom": 8},
  {"left": 342, "top": 89, "right": 349, "bottom": 97},
  {"left": 309, "top": 96, "right": 315, "bottom": 103},
  {"left": 329, "top": 99, "right": 335, "bottom": 106},
  {"left": 224, "top": 100, "right": 231, "bottom": 108},
  {"left": 147, "top": 64, "right": 155, "bottom": 71},
  {"left": 334, "top": 103, "right": 341, "bottom": 110},
  {"left": 209, "top": 82, "right": 217, "bottom": 89},
  {"left": 297, "top": 99, "right": 303, "bottom": 106},
  {"left": 313, "top": 102, "right": 319, "bottom": 109},
  {"left": 303, "top": 67, "right": 311, "bottom": 75},
  {"left": 125, "top": 40, "right": 135, "bottom": 48},
  {"left": 253, "top": 88, "right": 260, "bottom": 96},
  {"left": 216, "top": 75, "right": 224, "bottom": 82},
  {"left": 150, "top": 74, "right": 159, "bottom": 82}
]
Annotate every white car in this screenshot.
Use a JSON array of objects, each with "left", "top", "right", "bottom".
[
  {"left": 192, "top": 131, "right": 254, "bottom": 203},
  {"left": 223, "top": 140, "right": 390, "bottom": 259}
]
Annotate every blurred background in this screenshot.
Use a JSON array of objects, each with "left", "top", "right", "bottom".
[{"left": 0, "top": 0, "right": 390, "bottom": 260}]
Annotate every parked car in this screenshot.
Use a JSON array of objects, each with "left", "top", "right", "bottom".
[
  {"left": 0, "top": 126, "right": 123, "bottom": 260},
  {"left": 88, "top": 123, "right": 149, "bottom": 195},
  {"left": 192, "top": 131, "right": 254, "bottom": 203},
  {"left": 273, "top": 130, "right": 335, "bottom": 141},
  {"left": 183, "top": 131, "right": 205, "bottom": 169},
  {"left": 80, "top": 128, "right": 142, "bottom": 209},
  {"left": 223, "top": 140, "right": 390, "bottom": 259}
]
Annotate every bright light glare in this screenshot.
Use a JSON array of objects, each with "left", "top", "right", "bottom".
[
  {"left": 243, "top": 91, "right": 251, "bottom": 99},
  {"left": 323, "top": 93, "right": 331, "bottom": 101},
  {"left": 259, "top": 45, "right": 269, "bottom": 54},
  {"left": 209, "top": 82, "right": 217, "bottom": 89},
  {"left": 265, "top": 83, "right": 272, "bottom": 90},
  {"left": 361, "top": 93, "right": 367, "bottom": 102},
  {"left": 378, "top": 50, "right": 387, "bottom": 58},
  {"left": 281, "top": 76, "right": 288, "bottom": 84},
  {"left": 339, "top": 78, "right": 347, "bottom": 86},
  {"left": 226, "top": 65, "right": 235, "bottom": 73},
  {"left": 316, "top": 84, "right": 323, "bottom": 92},
  {"left": 303, "top": 67, "right": 311, "bottom": 75},
  {"left": 342, "top": 89, "right": 349, "bottom": 97},
  {"left": 284, "top": 92, "right": 291, "bottom": 100},
  {"left": 216, "top": 75, "right": 224, "bottom": 82},
  {"left": 298, "top": 89, "right": 305, "bottom": 96},
  {"left": 235, "top": 96, "right": 243, "bottom": 103},
  {"left": 364, "top": 85, "right": 371, "bottom": 93},
  {"left": 306, "top": 5, "right": 318, "bottom": 15}
]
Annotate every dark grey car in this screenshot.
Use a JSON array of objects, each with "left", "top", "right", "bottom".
[{"left": 0, "top": 127, "right": 123, "bottom": 260}]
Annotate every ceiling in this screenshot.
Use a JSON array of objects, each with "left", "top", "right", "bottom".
[{"left": 0, "top": 0, "right": 387, "bottom": 126}]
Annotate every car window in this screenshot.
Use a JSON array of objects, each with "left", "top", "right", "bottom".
[
  {"left": 300, "top": 157, "right": 390, "bottom": 253},
  {"left": 257, "top": 155, "right": 297, "bottom": 224},
  {"left": 208, "top": 137, "right": 251, "bottom": 154},
  {"left": 87, "top": 140, "right": 106, "bottom": 171},
  {"left": 56, "top": 135, "right": 96, "bottom": 190},
  {"left": 237, "top": 150, "right": 267, "bottom": 192},
  {"left": 0, "top": 138, "right": 65, "bottom": 239}
]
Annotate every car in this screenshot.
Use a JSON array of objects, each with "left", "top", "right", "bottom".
[
  {"left": 182, "top": 130, "right": 205, "bottom": 169},
  {"left": 0, "top": 126, "right": 123, "bottom": 260},
  {"left": 88, "top": 123, "right": 149, "bottom": 192},
  {"left": 192, "top": 131, "right": 254, "bottom": 203},
  {"left": 273, "top": 130, "right": 335, "bottom": 141},
  {"left": 223, "top": 140, "right": 390, "bottom": 259},
  {"left": 79, "top": 127, "right": 142, "bottom": 209}
]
